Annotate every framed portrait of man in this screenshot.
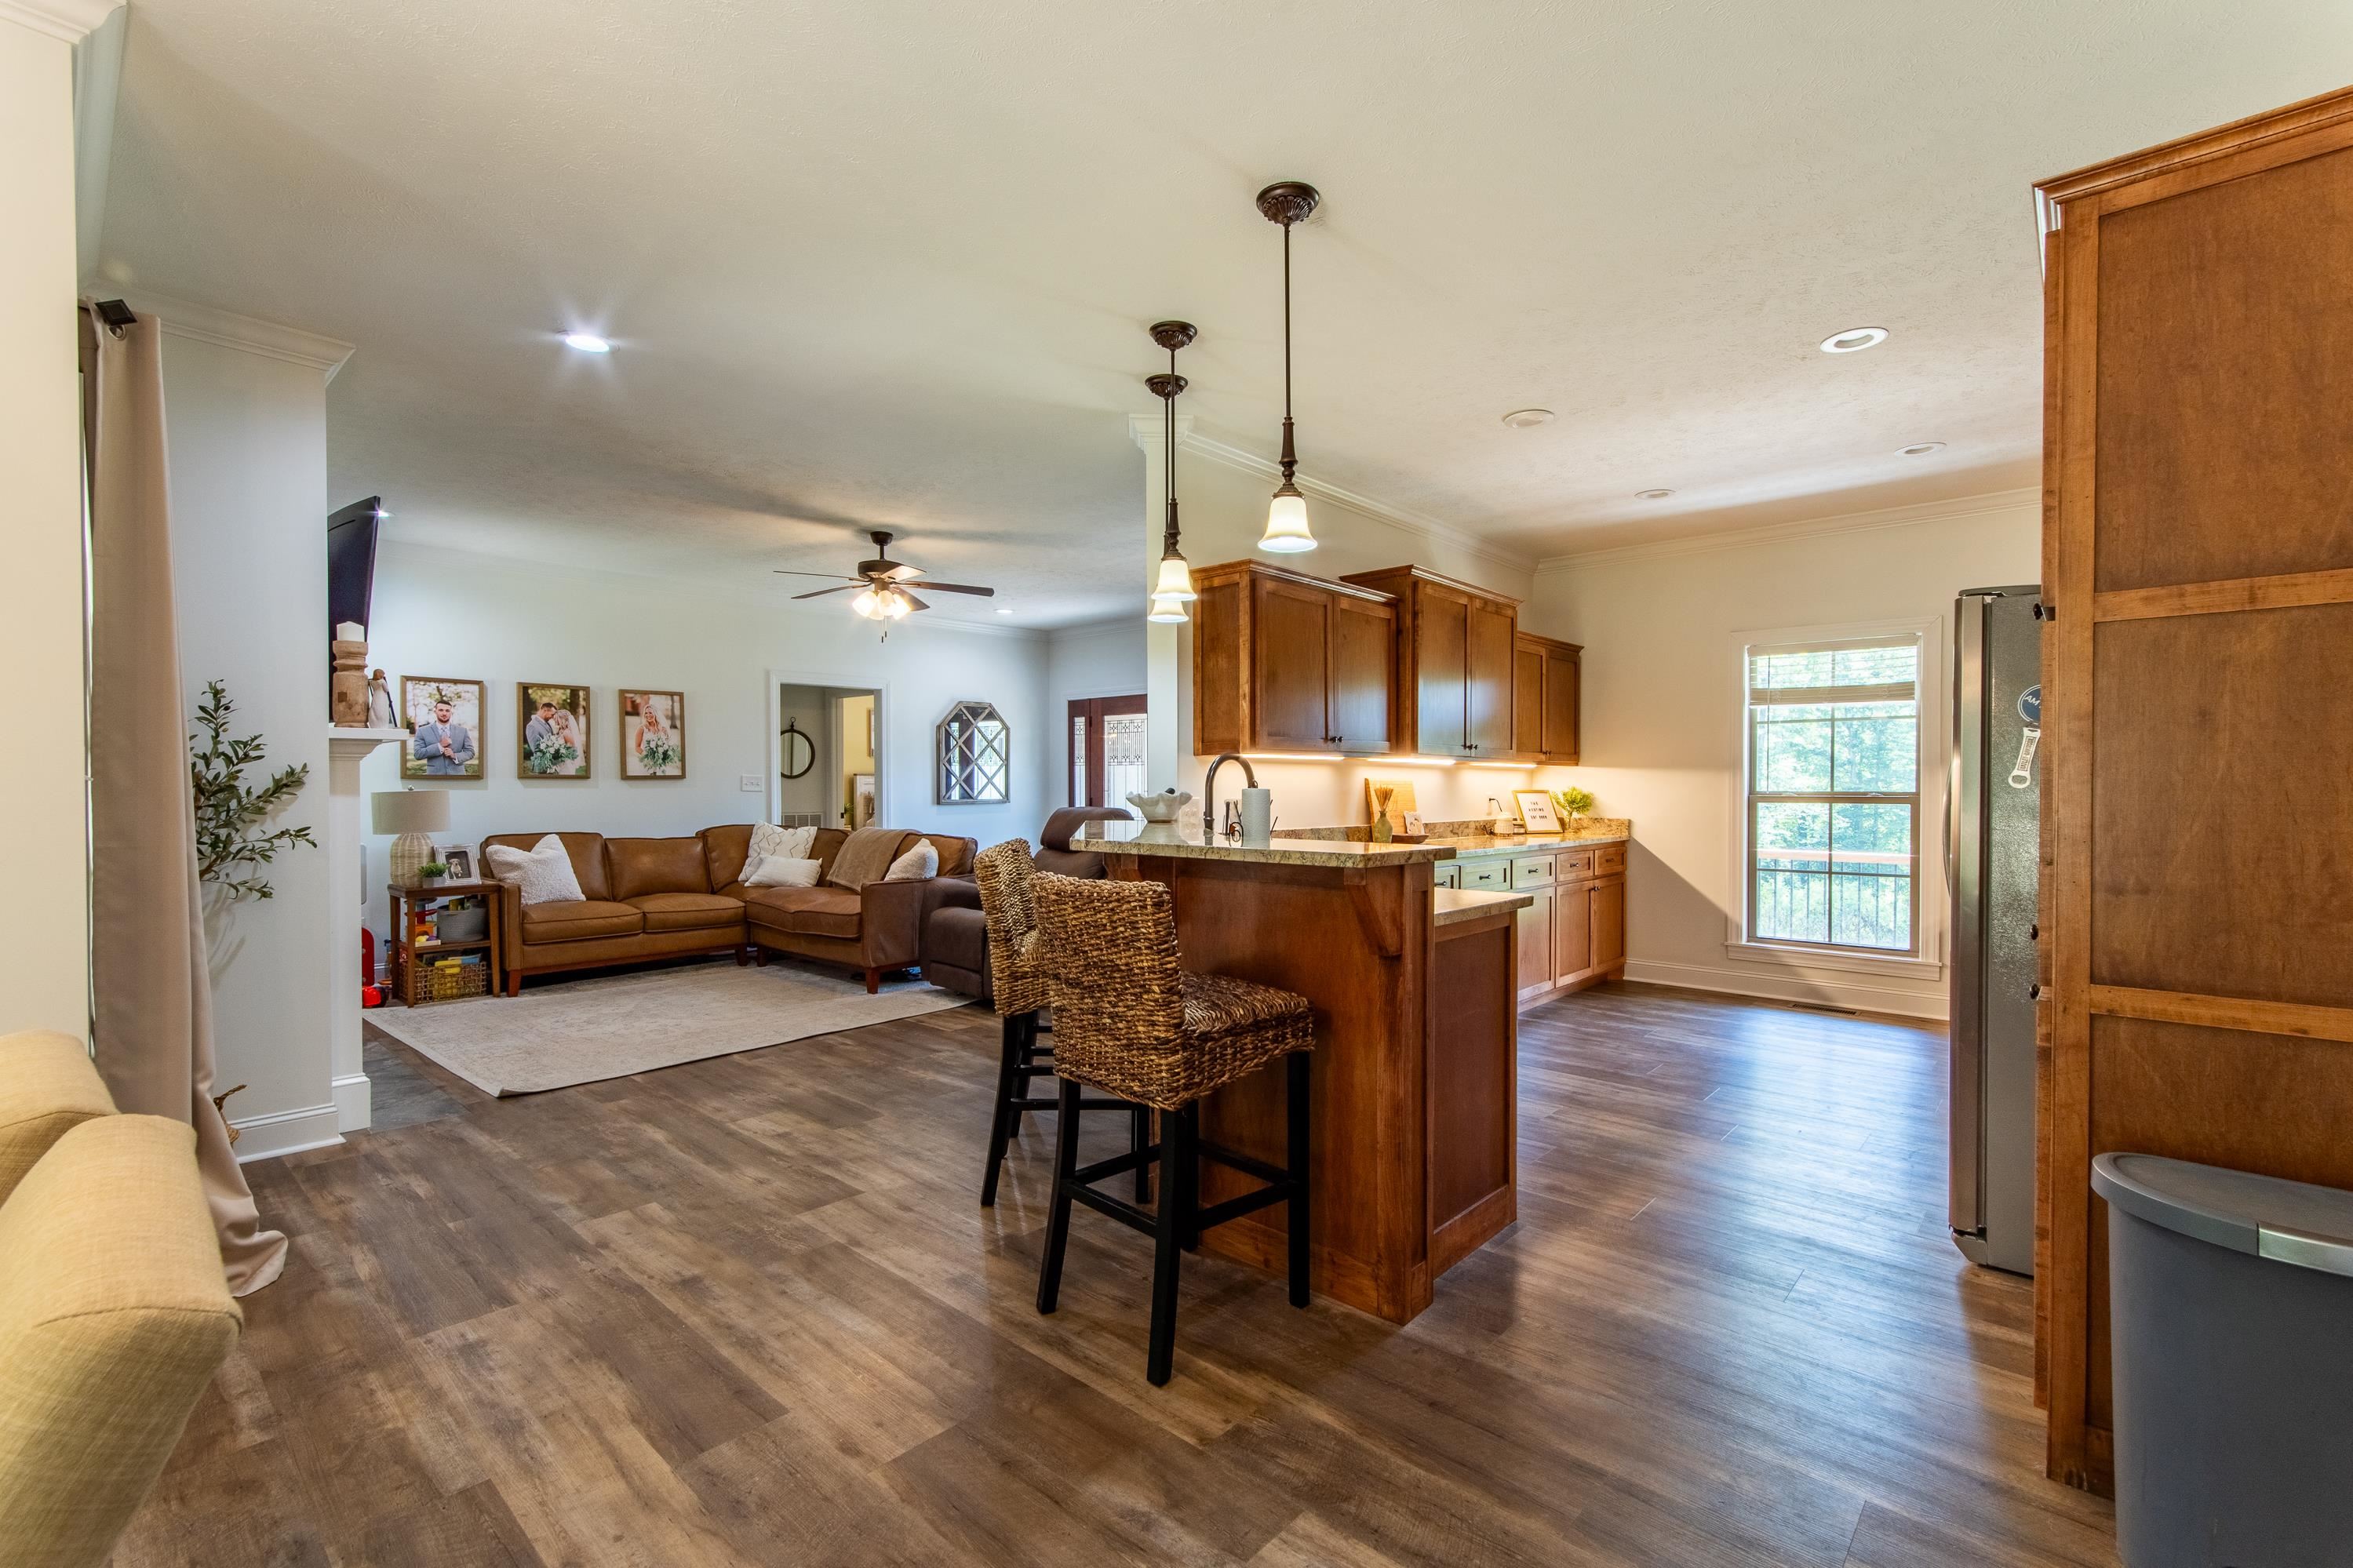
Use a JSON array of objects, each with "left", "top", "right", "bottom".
[
  {"left": 620, "top": 689, "right": 686, "bottom": 778},
  {"left": 400, "top": 677, "right": 486, "bottom": 780},
  {"left": 518, "top": 683, "right": 592, "bottom": 778}
]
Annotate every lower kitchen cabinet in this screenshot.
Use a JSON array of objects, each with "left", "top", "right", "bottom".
[{"left": 1451, "top": 841, "right": 1626, "bottom": 1008}]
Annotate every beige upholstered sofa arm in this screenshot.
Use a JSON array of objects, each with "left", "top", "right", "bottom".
[{"left": 0, "top": 1031, "right": 117, "bottom": 1206}]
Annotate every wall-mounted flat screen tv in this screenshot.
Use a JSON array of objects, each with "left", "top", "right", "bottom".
[{"left": 327, "top": 497, "right": 381, "bottom": 644}]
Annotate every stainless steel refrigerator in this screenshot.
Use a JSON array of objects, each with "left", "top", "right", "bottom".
[{"left": 1949, "top": 586, "right": 2042, "bottom": 1275}]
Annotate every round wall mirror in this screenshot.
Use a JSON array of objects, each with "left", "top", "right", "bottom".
[{"left": 780, "top": 719, "right": 816, "bottom": 780}]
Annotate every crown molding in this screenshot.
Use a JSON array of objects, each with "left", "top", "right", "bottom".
[
  {"left": 0, "top": 0, "right": 118, "bottom": 42},
  {"left": 1532, "top": 486, "right": 2042, "bottom": 574},
  {"left": 1127, "top": 412, "right": 1193, "bottom": 450},
  {"left": 1178, "top": 430, "right": 1535, "bottom": 576},
  {"left": 97, "top": 290, "right": 355, "bottom": 383}
]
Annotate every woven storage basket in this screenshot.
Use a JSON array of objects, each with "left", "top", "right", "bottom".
[{"left": 421, "top": 959, "right": 489, "bottom": 1003}]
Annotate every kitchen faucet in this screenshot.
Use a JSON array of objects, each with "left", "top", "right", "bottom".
[{"left": 1201, "top": 752, "right": 1258, "bottom": 846}]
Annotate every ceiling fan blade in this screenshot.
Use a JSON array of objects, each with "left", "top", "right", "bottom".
[
  {"left": 898, "top": 590, "right": 932, "bottom": 612},
  {"left": 772, "top": 569, "right": 861, "bottom": 580},
  {"left": 878, "top": 563, "right": 926, "bottom": 580},
  {"left": 912, "top": 581, "right": 995, "bottom": 596},
  {"left": 791, "top": 584, "right": 861, "bottom": 600}
]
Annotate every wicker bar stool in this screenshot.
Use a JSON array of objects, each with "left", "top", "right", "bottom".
[
  {"left": 1029, "top": 871, "right": 1314, "bottom": 1386},
  {"left": 971, "top": 841, "right": 1148, "bottom": 1207}
]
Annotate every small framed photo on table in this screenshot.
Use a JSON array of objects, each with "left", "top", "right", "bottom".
[
  {"left": 1513, "top": 790, "right": 1563, "bottom": 833},
  {"left": 442, "top": 847, "right": 474, "bottom": 882}
]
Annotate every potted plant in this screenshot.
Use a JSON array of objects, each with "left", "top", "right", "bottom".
[
  {"left": 417, "top": 860, "right": 450, "bottom": 888},
  {"left": 1551, "top": 787, "right": 1596, "bottom": 822}
]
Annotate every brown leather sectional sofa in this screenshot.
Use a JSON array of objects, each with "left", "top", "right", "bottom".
[{"left": 482, "top": 826, "right": 977, "bottom": 995}]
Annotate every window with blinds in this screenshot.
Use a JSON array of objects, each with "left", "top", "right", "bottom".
[{"left": 1743, "top": 634, "right": 1921, "bottom": 954}]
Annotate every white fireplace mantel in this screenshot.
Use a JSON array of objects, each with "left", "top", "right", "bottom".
[{"left": 326, "top": 726, "right": 409, "bottom": 1130}]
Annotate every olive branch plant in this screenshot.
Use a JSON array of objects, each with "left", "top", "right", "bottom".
[{"left": 190, "top": 679, "right": 315, "bottom": 900}]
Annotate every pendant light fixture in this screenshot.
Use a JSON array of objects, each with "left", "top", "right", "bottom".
[
  {"left": 1147, "top": 320, "right": 1197, "bottom": 617},
  {"left": 1255, "top": 180, "right": 1321, "bottom": 553}
]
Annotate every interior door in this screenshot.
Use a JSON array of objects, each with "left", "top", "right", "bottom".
[
  {"left": 1327, "top": 595, "right": 1394, "bottom": 755},
  {"left": 1067, "top": 693, "right": 1147, "bottom": 808},
  {"left": 1543, "top": 646, "right": 1580, "bottom": 762},
  {"left": 1251, "top": 576, "right": 1334, "bottom": 748},
  {"left": 1466, "top": 601, "right": 1516, "bottom": 755},
  {"left": 1416, "top": 586, "right": 1470, "bottom": 755}
]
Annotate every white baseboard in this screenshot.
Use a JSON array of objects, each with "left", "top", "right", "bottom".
[
  {"left": 332, "top": 1071, "right": 371, "bottom": 1132},
  {"left": 1622, "top": 959, "right": 1947, "bottom": 1021},
  {"left": 230, "top": 1101, "right": 344, "bottom": 1163}
]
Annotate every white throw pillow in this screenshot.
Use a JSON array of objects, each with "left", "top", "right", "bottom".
[
  {"left": 743, "top": 854, "right": 822, "bottom": 889},
  {"left": 749, "top": 822, "right": 816, "bottom": 864},
  {"left": 883, "top": 839, "right": 939, "bottom": 881},
  {"left": 485, "top": 834, "right": 586, "bottom": 905}
]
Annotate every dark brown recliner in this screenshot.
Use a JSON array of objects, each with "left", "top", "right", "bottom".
[{"left": 920, "top": 808, "right": 1130, "bottom": 1004}]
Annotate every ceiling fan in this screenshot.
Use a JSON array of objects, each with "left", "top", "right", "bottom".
[{"left": 773, "top": 530, "right": 996, "bottom": 622}]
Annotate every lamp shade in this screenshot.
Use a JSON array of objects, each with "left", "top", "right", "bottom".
[
  {"left": 1147, "top": 593, "right": 1189, "bottom": 624},
  {"left": 371, "top": 789, "right": 450, "bottom": 835},
  {"left": 1259, "top": 487, "right": 1316, "bottom": 552},
  {"left": 1152, "top": 553, "right": 1197, "bottom": 601}
]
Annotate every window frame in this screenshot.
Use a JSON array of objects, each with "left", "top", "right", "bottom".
[{"left": 1724, "top": 615, "right": 1947, "bottom": 978}]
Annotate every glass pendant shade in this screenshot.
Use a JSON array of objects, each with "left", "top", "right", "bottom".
[
  {"left": 851, "top": 587, "right": 881, "bottom": 618},
  {"left": 883, "top": 589, "right": 912, "bottom": 620},
  {"left": 1147, "top": 592, "right": 1189, "bottom": 624},
  {"left": 1152, "top": 551, "right": 1197, "bottom": 601},
  {"left": 1259, "top": 486, "right": 1316, "bottom": 553}
]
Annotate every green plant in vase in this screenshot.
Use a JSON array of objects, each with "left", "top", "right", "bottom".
[
  {"left": 1551, "top": 786, "right": 1596, "bottom": 821},
  {"left": 417, "top": 861, "right": 450, "bottom": 886}
]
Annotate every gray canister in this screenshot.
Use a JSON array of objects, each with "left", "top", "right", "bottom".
[{"left": 2093, "top": 1152, "right": 2353, "bottom": 1567}]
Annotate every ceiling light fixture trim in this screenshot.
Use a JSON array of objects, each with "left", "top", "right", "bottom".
[
  {"left": 1819, "top": 326, "right": 1888, "bottom": 354},
  {"left": 1502, "top": 409, "right": 1555, "bottom": 428},
  {"left": 561, "top": 331, "right": 613, "bottom": 353}
]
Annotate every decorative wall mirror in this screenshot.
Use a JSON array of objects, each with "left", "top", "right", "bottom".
[
  {"left": 935, "top": 700, "right": 1011, "bottom": 805},
  {"left": 779, "top": 718, "right": 816, "bottom": 780}
]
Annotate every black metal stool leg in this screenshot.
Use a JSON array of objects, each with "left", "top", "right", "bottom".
[
  {"left": 1131, "top": 1104, "right": 1151, "bottom": 1202},
  {"left": 980, "top": 1013, "right": 1025, "bottom": 1206},
  {"left": 1035, "top": 1079, "right": 1082, "bottom": 1315},
  {"left": 1009, "top": 1012, "right": 1041, "bottom": 1125},
  {"left": 1146, "top": 1111, "right": 1186, "bottom": 1385},
  {"left": 1288, "top": 1051, "right": 1311, "bottom": 1307}
]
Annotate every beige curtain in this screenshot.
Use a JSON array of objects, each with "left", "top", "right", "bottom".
[{"left": 82, "top": 306, "right": 288, "bottom": 1297}]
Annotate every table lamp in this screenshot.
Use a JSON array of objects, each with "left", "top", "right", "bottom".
[{"left": 372, "top": 788, "right": 450, "bottom": 886}]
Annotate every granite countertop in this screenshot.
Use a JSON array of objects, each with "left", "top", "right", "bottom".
[
  {"left": 1433, "top": 887, "right": 1532, "bottom": 926},
  {"left": 1083, "top": 824, "right": 1455, "bottom": 868},
  {"left": 1427, "top": 831, "right": 1628, "bottom": 858}
]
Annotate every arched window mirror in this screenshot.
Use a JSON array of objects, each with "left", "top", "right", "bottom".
[{"left": 935, "top": 700, "right": 1011, "bottom": 805}]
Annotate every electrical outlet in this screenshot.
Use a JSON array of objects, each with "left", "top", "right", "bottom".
[{"left": 740, "top": 774, "right": 762, "bottom": 791}]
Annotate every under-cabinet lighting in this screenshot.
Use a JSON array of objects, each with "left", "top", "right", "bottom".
[
  {"left": 1243, "top": 752, "right": 1346, "bottom": 762},
  {"left": 1467, "top": 762, "right": 1536, "bottom": 769}
]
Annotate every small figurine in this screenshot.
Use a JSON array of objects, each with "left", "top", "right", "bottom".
[{"left": 367, "top": 668, "right": 396, "bottom": 729}]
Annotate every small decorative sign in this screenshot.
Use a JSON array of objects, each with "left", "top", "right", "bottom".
[{"left": 1513, "top": 790, "right": 1564, "bottom": 832}]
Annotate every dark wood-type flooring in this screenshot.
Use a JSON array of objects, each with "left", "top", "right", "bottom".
[{"left": 115, "top": 977, "right": 2117, "bottom": 1566}]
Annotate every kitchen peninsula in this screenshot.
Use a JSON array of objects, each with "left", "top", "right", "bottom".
[{"left": 1087, "top": 824, "right": 1529, "bottom": 1324}]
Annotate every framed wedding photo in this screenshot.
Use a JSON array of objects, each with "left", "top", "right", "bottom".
[
  {"left": 518, "top": 683, "right": 592, "bottom": 778},
  {"left": 620, "top": 689, "right": 686, "bottom": 778},
  {"left": 399, "top": 676, "right": 486, "bottom": 780}
]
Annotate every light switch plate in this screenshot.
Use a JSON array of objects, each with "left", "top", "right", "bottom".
[{"left": 740, "top": 774, "right": 762, "bottom": 791}]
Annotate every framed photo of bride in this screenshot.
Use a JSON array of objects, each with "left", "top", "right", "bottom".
[
  {"left": 620, "top": 689, "right": 686, "bottom": 778},
  {"left": 518, "top": 683, "right": 592, "bottom": 778}
]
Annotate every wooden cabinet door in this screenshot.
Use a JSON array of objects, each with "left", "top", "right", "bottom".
[
  {"left": 1327, "top": 595, "right": 1395, "bottom": 755},
  {"left": 1589, "top": 878, "right": 1625, "bottom": 972},
  {"left": 1516, "top": 886, "right": 1555, "bottom": 1003},
  {"left": 1251, "top": 575, "right": 1332, "bottom": 749},
  {"left": 1512, "top": 642, "right": 1546, "bottom": 757},
  {"left": 1543, "top": 646, "right": 1580, "bottom": 762},
  {"left": 1466, "top": 601, "right": 1516, "bottom": 755},
  {"left": 1415, "top": 586, "right": 1470, "bottom": 755},
  {"left": 1554, "top": 877, "right": 1593, "bottom": 983}
]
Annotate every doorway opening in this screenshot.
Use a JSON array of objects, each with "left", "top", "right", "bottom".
[
  {"left": 1068, "top": 694, "right": 1146, "bottom": 809},
  {"left": 778, "top": 683, "right": 882, "bottom": 828}
]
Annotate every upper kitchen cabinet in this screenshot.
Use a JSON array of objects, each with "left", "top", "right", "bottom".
[
  {"left": 1192, "top": 559, "right": 1396, "bottom": 757},
  {"left": 1340, "top": 566, "right": 1519, "bottom": 759},
  {"left": 1512, "top": 631, "right": 1582, "bottom": 763}
]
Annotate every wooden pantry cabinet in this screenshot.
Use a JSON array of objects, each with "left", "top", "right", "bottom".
[
  {"left": 1339, "top": 566, "right": 1518, "bottom": 759},
  {"left": 1191, "top": 559, "right": 1395, "bottom": 757}
]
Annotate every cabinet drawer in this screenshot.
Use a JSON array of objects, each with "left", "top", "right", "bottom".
[
  {"left": 1594, "top": 842, "right": 1626, "bottom": 876},
  {"left": 1432, "top": 863, "right": 1462, "bottom": 890},
  {"left": 1554, "top": 849, "right": 1594, "bottom": 882},
  {"left": 1510, "top": 853, "right": 1557, "bottom": 889},
  {"left": 1460, "top": 859, "right": 1511, "bottom": 892}
]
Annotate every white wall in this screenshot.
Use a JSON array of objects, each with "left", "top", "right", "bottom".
[
  {"left": 1522, "top": 493, "right": 2040, "bottom": 1018},
  {"left": 1046, "top": 617, "right": 1147, "bottom": 809},
  {"left": 1144, "top": 421, "right": 1579, "bottom": 830},
  {"left": 358, "top": 542, "right": 1051, "bottom": 937},
  {"left": 164, "top": 330, "right": 337, "bottom": 1149},
  {"left": 0, "top": 16, "right": 90, "bottom": 1039}
]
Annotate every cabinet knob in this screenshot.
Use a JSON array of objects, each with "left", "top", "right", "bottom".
[
  {"left": 1333, "top": 733, "right": 1342, "bottom": 745},
  {"left": 2028, "top": 982, "right": 2042, "bottom": 1000},
  {"left": 2028, "top": 922, "right": 2039, "bottom": 941}
]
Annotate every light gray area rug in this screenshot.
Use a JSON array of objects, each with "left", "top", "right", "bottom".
[{"left": 367, "top": 962, "right": 970, "bottom": 1096}]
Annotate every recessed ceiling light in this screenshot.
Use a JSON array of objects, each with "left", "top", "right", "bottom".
[
  {"left": 1897, "top": 441, "right": 1945, "bottom": 457},
  {"left": 1501, "top": 408, "right": 1554, "bottom": 428},
  {"left": 995, "top": 606, "right": 1014, "bottom": 615},
  {"left": 1819, "top": 326, "right": 1888, "bottom": 354},
  {"left": 1636, "top": 488, "right": 1675, "bottom": 500},
  {"left": 561, "top": 331, "right": 612, "bottom": 353}
]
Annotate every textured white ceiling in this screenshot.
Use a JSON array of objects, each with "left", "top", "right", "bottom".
[{"left": 95, "top": 0, "right": 2353, "bottom": 624}]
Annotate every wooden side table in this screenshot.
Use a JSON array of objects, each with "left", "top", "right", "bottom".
[{"left": 387, "top": 881, "right": 505, "bottom": 1006}]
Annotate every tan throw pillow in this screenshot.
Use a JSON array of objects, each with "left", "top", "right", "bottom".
[
  {"left": 485, "top": 835, "right": 585, "bottom": 905},
  {"left": 743, "top": 854, "right": 821, "bottom": 889},
  {"left": 883, "top": 839, "right": 939, "bottom": 882}
]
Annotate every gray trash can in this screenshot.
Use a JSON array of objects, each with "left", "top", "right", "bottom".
[{"left": 2093, "top": 1152, "right": 2353, "bottom": 1568}]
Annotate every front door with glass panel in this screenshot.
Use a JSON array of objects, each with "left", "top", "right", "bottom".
[{"left": 1068, "top": 695, "right": 1147, "bottom": 809}]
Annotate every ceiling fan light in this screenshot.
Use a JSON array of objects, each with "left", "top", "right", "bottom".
[
  {"left": 1258, "top": 486, "right": 1316, "bottom": 553},
  {"left": 1147, "top": 593, "right": 1190, "bottom": 624},
  {"left": 850, "top": 587, "right": 881, "bottom": 618},
  {"left": 883, "top": 589, "right": 912, "bottom": 620},
  {"left": 1152, "top": 551, "right": 1197, "bottom": 601}
]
